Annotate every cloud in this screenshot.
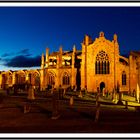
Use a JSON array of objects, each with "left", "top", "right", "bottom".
[
  {"left": 1, "top": 49, "right": 32, "bottom": 58},
  {"left": 17, "top": 49, "right": 32, "bottom": 56},
  {"left": 1, "top": 52, "right": 15, "bottom": 58},
  {"left": 4, "top": 55, "right": 41, "bottom": 68}
]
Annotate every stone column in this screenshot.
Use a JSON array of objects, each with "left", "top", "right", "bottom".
[
  {"left": 59, "top": 46, "right": 62, "bottom": 67},
  {"left": 40, "top": 53, "right": 45, "bottom": 91},
  {"left": 45, "top": 48, "right": 49, "bottom": 68},
  {"left": 71, "top": 45, "right": 76, "bottom": 88},
  {"left": 0, "top": 74, "right": 2, "bottom": 89},
  {"left": 56, "top": 54, "right": 60, "bottom": 88},
  {"left": 25, "top": 73, "right": 30, "bottom": 84},
  {"left": 12, "top": 72, "right": 16, "bottom": 85},
  {"left": 81, "top": 40, "right": 86, "bottom": 89}
]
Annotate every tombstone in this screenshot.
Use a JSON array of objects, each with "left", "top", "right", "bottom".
[
  {"left": 133, "top": 89, "right": 136, "bottom": 97},
  {"left": 106, "top": 90, "right": 108, "bottom": 98},
  {"left": 78, "top": 90, "right": 83, "bottom": 98},
  {"left": 125, "top": 101, "right": 128, "bottom": 109},
  {"left": 70, "top": 96, "right": 74, "bottom": 106},
  {"left": 27, "top": 86, "right": 35, "bottom": 100},
  {"left": 112, "top": 89, "right": 117, "bottom": 102},
  {"left": 24, "top": 103, "right": 31, "bottom": 114},
  {"left": 102, "top": 88, "right": 105, "bottom": 97},
  {"left": 24, "top": 85, "right": 35, "bottom": 114},
  {"left": 73, "top": 86, "right": 77, "bottom": 92},
  {"left": 51, "top": 89, "right": 60, "bottom": 120},
  {"left": 63, "top": 88, "right": 66, "bottom": 96}
]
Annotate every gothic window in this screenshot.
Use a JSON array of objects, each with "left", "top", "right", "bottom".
[
  {"left": 17, "top": 73, "right": 25, "bottom": 84},
  {"left": 48, "top": 72, "right": 55, "bottom": 85},
  {"left": 95, "top": 50, "right": 110, "bottom": 74},
  {"left": 122, "top": 71, "right": 126, "bottom": 85},
  {"left": 62, "top": 72, "right": 70, "bottom": 85}
]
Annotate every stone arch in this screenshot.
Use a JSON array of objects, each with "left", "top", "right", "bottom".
[
  {"left": 25, "top": 70, "right": 40, "bottom": 87},
  {"left": 100, "top": 81, "right": 105, "bottom": 93},
  {"left": 31, "top": 70, "right": 40, "bottom": 87},
  {"left": 15, "top": 70, "right": 26, "bottom": 84},
  {"left": 1, "top": 71, "right": 13, "bottom": 89}
]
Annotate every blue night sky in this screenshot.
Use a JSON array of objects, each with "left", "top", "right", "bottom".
[{"left": 0, "top": 7, "right": 140, "bottom": 71}]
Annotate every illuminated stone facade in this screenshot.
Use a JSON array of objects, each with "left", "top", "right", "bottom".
[{"left": 0, "top": 32, "right": 140, "bottom": 94}]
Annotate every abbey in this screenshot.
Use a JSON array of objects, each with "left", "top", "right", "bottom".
[{"left": 0, "top": 32, "right": 140, "bottom": 94}]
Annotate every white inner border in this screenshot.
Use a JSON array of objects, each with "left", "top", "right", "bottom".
[
  {"left": 0, "top": 2, "right": 140, "bottom": 7},
  {"left": 1, "top": 133, "right": 140, "bottom": 138},
  {"left": 0, "top": 2, "right": 140, "bottom": 138}
]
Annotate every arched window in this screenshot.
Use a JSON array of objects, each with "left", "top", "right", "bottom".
[
  {"left": 48, "top": 72, "right": 55, "bottom": 85},
  {"left": 95, "top": 50, "right": 110, "bottom": 74},
  {"left": 62, "top": 72, "right": 70, "bottom": 85},
  {"left": 122, "top": 71, "right": 126, "bottom": 85},
  {"left": 17, "top": 73, "right": 25, "bottom": 84}
]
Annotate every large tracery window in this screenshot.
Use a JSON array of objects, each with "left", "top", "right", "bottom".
[
  {"left": 95, "top": 50, "right": 110, "bottom": 74},
  {"left": 48, "top": 72, "right": 55, "bottom": 85},
  {"left": 122, "top": 71, "right": 126, "bottom": 86},
  {"left": 62, "top": 72, "right": 70, "bottom": 85}
]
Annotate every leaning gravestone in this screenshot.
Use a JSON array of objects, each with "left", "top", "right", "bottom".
[
  {"left": 78, "top": 90, "right": 83, "bottom": 98},
  {"left": 27, "top": 86, "right": 35, "bottom": 100},
  {"left": 70, "top": 96, "right": 74, "bottom": 106},
  {"left": 24, "top": 86, "right": 35, "bottom": 114},
  {"left": 102, "top": 88, "right": 105, "bottom": 97}
]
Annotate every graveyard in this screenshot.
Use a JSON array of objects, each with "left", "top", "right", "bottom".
[{"left": 0, "top": 87, "right": 140, "bottom": 133}]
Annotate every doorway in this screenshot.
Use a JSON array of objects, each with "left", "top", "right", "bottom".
[{"left": 100, "top": 82, "right": 105, "bottom": 93}]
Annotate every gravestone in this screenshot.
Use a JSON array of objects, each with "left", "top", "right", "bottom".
[
  {"left": 102, "top": 88, "right": 105, "bottom": 97},
  {"left": 63, "top": 88, "right": 66, "bottom": 96},
  {"left": 125, "top": 101, "right": 128, "bottom": 109},
  {"left": 70, "top": 96, "right": 74, "bottom": 106},
  {"left": 24, "top": 85, "right": 35, "bottom": 114},
  {"left": 27, "top": 86, "right": 35, "bottom": 100},
  {"left": 78, "top": 90, "right": 83, "bottom": 98},
  {"left": 51, "top": 89, "right": 60, "bottom": 120}
]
